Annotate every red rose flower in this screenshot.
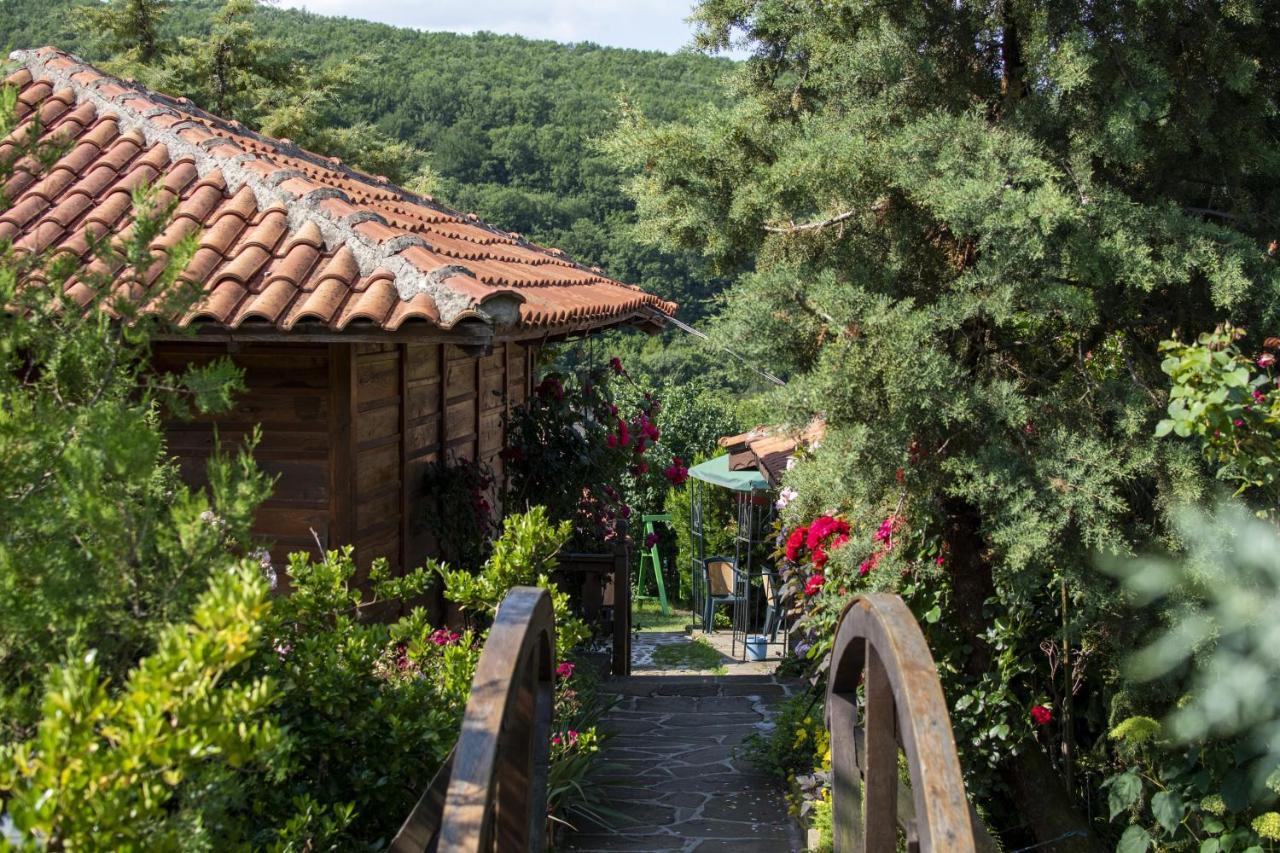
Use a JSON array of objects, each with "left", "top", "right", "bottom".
[
  {"left": 812, "top": 546, "right": 828, "bottom": 569},
  {"left": 1030, "top": 705, "right": 1053, "bottom": 726},
  {"left": 804, "top": 574, "right": 826, "bottom": 596},
  {"left": 785, "top": 526, "right": 809, "bottom": 562},
  {"left": 807, "top": 516, "right": 838, "bottom": 548},
  {"left": 610, "top": 356, "right": 624, "bottom": 374},
  {"left": 663, "top": 458, "right": 689, "bottom": 486}
]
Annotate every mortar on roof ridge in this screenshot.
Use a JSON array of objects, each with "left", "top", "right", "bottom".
[{"left": 8, "top": 48, "right": 502, "bottom": 326}]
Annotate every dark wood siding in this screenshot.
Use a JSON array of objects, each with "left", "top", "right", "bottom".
[
  {"left": 353, "top": 343, "right": 402, "bottom": 575},
  {"left": 157, "top": 338, "right": 534, "bottom": 582},
  {"left": 400, "top": 342, "right": 528, "bottom": 571},
  {"left": 153, "top": 341, "right": 333, "bottom": 567}
]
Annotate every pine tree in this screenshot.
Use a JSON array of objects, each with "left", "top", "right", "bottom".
[
  {"left": 608, "top": 1, "right": 1280, "bottom": 846},
  {"left": 83, "top": 0, "right": 170, "bottom": 63},
  {"left": 83, "top": 0, "right": 429, "bottom": 182}
]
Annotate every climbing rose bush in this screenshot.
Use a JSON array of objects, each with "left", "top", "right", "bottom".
[{"left": 503, "top": 358, "right": 682, "bottom": 548}]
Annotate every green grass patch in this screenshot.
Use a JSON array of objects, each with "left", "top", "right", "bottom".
[
  {"left": 651, "top": 639, "right": 727, "bottom": 673},
  {"left": 632, "top": 599, "right": 694, "bottom": 633}
]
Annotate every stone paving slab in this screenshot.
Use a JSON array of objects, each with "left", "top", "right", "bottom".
[
  {"left": 560, "top": 674, "right": 805, "bottom": 853},
  {"left": 631, "top": 629, "right": 786, "bottom": 677}
]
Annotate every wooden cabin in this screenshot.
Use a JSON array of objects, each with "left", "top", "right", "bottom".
[{"left": 2, "top": 48, "right": 675, "bottom": 576}]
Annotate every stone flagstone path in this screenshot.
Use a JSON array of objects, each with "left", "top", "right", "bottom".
[{"left": 561, "top": 672, "right": 806, "bottom": 852}]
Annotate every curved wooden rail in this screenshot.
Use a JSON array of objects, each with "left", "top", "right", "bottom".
[
  {"left": 826, "top": 593, "right": 976, "bottom": 853},
  {"left": 391, "top": 586, "right": 556, "bottom": 853}
]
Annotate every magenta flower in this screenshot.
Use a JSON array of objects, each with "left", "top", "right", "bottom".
[
  {"left": 556, "top": 661, "right": 576, "bottom": 679},
  {"left": 1259, "top": 353, "right": 1276, "bottom": 369}
]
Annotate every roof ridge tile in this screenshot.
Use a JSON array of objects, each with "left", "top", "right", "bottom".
[{"left": 10, "top": 48, "right": 525, "bottom": 327}]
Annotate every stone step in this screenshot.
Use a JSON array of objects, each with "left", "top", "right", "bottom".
[{"left": 561, "top": 674, "right": 807, "bottom": 852}]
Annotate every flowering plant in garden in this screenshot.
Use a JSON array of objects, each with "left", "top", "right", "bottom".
[
  {"left": 544, "top": 647, "right": 612, "bottom": 832},
  {"left": 421, "top": 454, "right": 498, "bottom": 569},
  {"left": 1158, "top": 325, "right": 1280, "bottom": 506},
  {"left": 503, "top": 357, "right": 686, "bottom": 549}
]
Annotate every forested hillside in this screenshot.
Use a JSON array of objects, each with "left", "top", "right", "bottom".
[{"left": 0, "top": 0, "right": 736, "bottom": 329}]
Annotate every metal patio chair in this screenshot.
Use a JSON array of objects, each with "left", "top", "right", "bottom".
[{"left": 702, "top": 557, "right": 746, "bottom": 632}]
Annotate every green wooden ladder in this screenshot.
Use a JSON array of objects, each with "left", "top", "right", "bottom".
[{"left": 636, "top": 513, "right": 671, "bottom": 616}]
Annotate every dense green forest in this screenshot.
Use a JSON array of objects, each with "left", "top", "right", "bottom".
[{"left": 0, "top": 0, "right": 756, "bottom": 391}]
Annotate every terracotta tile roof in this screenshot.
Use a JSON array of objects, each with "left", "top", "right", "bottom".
[
  {"left": 1, "top": 48, "right": 677, "bottom": 337},
  {"left": 719, "top": 420, "right": 825, "bottom": 486}
]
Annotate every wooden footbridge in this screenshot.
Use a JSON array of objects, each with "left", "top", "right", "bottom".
[{"left": 388, "top": 587, "right": 983, "bottom": 852}]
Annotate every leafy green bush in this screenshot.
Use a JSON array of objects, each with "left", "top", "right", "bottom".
[
  {"left": 242, "top": 547, "right": 476, "bottom": 848},
  {"left": 436, "top": 507, "right": 588, "bottom": 659},
  {"left": 1097, "top": 504, "right": 1280, "bottom": 852},
  {"left": 0, "top": 80, "right": 268, "bottom": 741},
  {"left": 0, "top": 565, "right": 277, "bottom": 850},
  {"left": 1158, "top": 326, "right": 1280, "bottom": 503}
]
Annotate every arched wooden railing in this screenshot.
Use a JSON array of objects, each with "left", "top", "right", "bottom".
[
  {"left": 826, "top": 593, "right": 978, "bottom": 853},
  {"left": 390, "top": 586, "right": 556, "bottom": 853}
]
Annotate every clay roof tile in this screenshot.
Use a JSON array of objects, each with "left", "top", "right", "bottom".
[{"left": 2, "top": 48, "right": 675, "bottom": 337}]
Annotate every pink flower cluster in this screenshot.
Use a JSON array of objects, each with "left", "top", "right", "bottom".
[
  {"left": 787, "top": 515, "right": 851, "bottom": 570},
  {"left": 785, "top": 514, "right": 854, "bottom": 597},
  {"left": 430, "top": 629, "right": 462, "bottom": 646},
  {"left": 858, "top": 514, "right": 903, "bottom": 576},
  {"left": 551, "top": 729, "right": 581, "bottom": 747}
]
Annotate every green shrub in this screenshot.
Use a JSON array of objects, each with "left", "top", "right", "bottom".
[
  {"left": 0, "top": 565, "right": 278, "bottom": 850},
  {"left": 436, "top": 507, "right": 588, "bottom": 659}
]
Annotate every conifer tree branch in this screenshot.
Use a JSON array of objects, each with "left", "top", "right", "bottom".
[{"left": 763, "top": 209, "right": 857, "bottom": 233}]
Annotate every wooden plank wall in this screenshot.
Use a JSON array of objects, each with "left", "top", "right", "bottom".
[
  {"left": 351, "top": 341, "right": 531, "bottom": 575},
  {"left": 352, "top": 342, "right": 403, "bottom": 576},
  {"left": 157, "top": 339, "right": 533, "bottom": 584},
  {"left": 153, "top": 341, "right": 332, "bottom": 568}
]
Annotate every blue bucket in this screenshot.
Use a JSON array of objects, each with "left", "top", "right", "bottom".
[{"left": 746, "top": 635, "right": 767, "bottom": 661}]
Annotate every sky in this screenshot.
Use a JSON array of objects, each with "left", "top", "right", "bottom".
[{"left": 280, "top": 0, "right": 707, "bottom": 54}]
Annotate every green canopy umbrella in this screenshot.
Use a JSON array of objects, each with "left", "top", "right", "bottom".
[
  {"left": 686, "top": 454, "right": 775, "bottom": 659},
  {"left": 687, "top": 453, "right": 769, "bottom": 492}
]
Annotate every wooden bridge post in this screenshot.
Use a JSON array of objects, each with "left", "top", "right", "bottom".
[
  {"left": 826, "top": 594, "right": 977, "bottom": 853},
  {"left": 612, "top": 530, "right": 631, "bottom": 677},
  {"left": 391, "top": 586, "right": 556, "bottom": 853}
]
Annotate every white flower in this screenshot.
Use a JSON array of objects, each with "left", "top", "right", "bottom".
[
  {"left": 251, "top": 548, "right": 277, "bottom": 590},
  {"left": 776, "top": 487, "right": 799, "bottom": 509}
]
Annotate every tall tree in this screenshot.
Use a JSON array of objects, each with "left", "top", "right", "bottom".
[
  {"left": 83, "top": 0, "right": 170, "bottom": 63},
  {"left": 83, "top": 0, "right": 432, "bottom": 185},
  {"left": 608, "top": 0, "right": 1280, "bottom": 847}
]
